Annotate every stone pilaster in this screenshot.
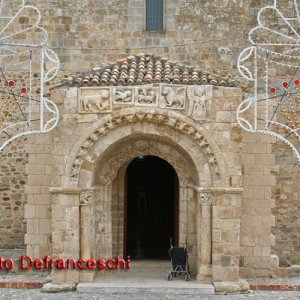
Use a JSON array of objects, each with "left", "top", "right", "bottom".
[
  {"left": 49, "top": 187, "right": 81, "bottom": 284},
  {"left": 211, "top": 187, "right": 249, "bottom": 293}
]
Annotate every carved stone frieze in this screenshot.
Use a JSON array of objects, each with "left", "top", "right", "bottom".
[
  {"left": 79, "top": 88, "right": 112, "bottom": 113},
  {"left": 77, "top": 85, "right": 215, "bottom": 123},
  {"left": 187, "top": 86, "right": 214, "bottom": 122},
  {"left": 160, "top": 85, "right": 186, "bottom": 110},
  {"left": 135, "top": 87, "right": 159, "bottom": 106},
  {"left": 113, "top": 87, "right": 133, "bottom": 105}
]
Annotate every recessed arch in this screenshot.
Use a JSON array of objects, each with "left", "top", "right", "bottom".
[{"left": 93, "top": 134, "right": 200, "bottom": 187}]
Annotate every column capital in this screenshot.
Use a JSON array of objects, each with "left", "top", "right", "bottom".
[
  {"left": 200, "top": 192, "right": 212, "bottom": 206},
  {"left": 80, "top": 190, "right": 94, "bottom": 206}
]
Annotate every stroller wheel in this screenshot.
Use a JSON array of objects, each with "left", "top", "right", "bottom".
[
  {"left": 167, "top": 273, "right": 172, "bottom": 281},
  {"left": 185, "top": 273, "right": 191, "bottom": 281}
]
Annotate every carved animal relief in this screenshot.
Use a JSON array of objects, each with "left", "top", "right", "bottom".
[
  {"left": 160, "top": 85, "right": 186, "bottom": 110},
  {"left": 77, "top": 85, "right": 214, "bottom": 122},
  {"left": 136, "top": 87, "right": 159, "bottom": 106},
  {"left": 113, "top": 88, "right": 133, "bottom": 104},
  {"left": 79, "top": 88, "right": 112, "bottom": 113}
]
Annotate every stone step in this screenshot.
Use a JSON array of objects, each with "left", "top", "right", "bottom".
[
  {"left": 77, "top": 282, "right": 214, "bottom": 295},
  {"left": 129, "top": 260, "right": 170, "bottom": 269},
  {"left": 286, "top": 265, "right": 300, "bottom": 277}
]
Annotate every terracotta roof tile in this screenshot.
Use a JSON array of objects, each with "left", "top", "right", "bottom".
[{"left": 62, "top": 53, "right": 239, "bottom": 87}]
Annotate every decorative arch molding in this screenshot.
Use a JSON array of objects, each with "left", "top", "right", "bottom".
[
  {"left": 65, "top": 108, "right": 228, "bottom": 187},
  {"left": 94, "top": 136, "right": 199, "bottom": 186}
]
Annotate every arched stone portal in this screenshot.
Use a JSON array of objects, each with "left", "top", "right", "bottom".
[
  {"left": 45, "top": 54, "right": 247, "bottom": 291},
  {"left": 49, "top": 107, "right": 244, "bottom": 288},
  {"left": 79, "top": 127, "right": 207, "bottom": 278}
]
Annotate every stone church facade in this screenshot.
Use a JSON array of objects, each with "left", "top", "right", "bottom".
[{"left": 0, "top": 0, "right": 299, "bottom": 292}]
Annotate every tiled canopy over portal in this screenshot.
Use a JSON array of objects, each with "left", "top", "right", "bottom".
[{"left": 62, "top": 53, "right": 239, "bottom": 87}]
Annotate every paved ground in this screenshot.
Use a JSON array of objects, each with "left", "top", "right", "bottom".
[
  {"left": 0, "top": 289, "right": 300, "bottom": 300},
  {"left": 1, "top": 261, "right": 300, "bottom": 299}
]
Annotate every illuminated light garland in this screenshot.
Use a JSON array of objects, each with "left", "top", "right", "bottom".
[
  {"left": 269, "top": 81, "right": 300, "bottom": 129},
  {"left": 0, "top": 0, "right": 60, "bottom": 151},
  {"left": 237, "top": 0, "right": 300, "bottom": 162},
  {"left": 0, "top": 84, "right": 28, "bottom": 129}
]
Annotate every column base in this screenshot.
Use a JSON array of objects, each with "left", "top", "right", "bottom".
[
  {"left": 196, "top": 264, "right": 212, "bottom": 283},
  {"left": 214, "top": 280, "right": 250, "bottom": 293},
  {"left": 79, "top": 269, "right": 96, "bottom": 282}
]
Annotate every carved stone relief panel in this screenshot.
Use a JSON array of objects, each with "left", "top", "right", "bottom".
[
  {"left": 79, "top": 87, "right": 112, "bottom": 113},
  {"left": 113, "top": 87, "right": 134, "bottom": 105},
  {"left": 160, "top": 85, "right": 186, "bottom": 110},
  {"left": 135, "top": 86, "right": 159, "bottom": 107},
  {"left": 187, "top": 86, "right": 214, "bottom": 122}
]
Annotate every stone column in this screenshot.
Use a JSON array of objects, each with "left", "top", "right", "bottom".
[
  {"left": 80, "top": 189, "right": 94, "bottom": 260},
  {"left": 196, "top": 191, "right": 212, "bottom": 283},
  {"left": 95, "top": 185, "right": 112, "bottom": 258},
  {"left": 79, "top": 188, "right": 96, "bottom": 282}
]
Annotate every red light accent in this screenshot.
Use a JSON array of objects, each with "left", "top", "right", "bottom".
[
  {"left": 282, "top": 81, "right": 289, "bottom": 88},
  {"left": 294, "top": 79, "right": 300, "bottom": 86},
  {"left": 8, "top": 80, "right": 15, "bottom": 87},
  {"left": 21, "top": 87, "right": 27, "bottom": 93},
  {"left": 270, "top": 87, "right": 276, "bottom": 94}
]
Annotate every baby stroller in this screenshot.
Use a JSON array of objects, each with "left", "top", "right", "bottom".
[{"left": 167, "top": 238, "right": 191, "bottom": 281}]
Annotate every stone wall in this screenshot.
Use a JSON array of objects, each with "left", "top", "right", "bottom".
[
  {"left": 271, "top": 143, "right": 300, "bottom": 266},
  {"left": 20, "top": 0, "right": 260, "bottom": 81},
  {"left": 0, "top": 138, "right": 28, "bottom": 248}
]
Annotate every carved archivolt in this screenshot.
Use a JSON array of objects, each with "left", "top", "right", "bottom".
[
  {"left": 69, "top": 112, "right": 220, "bottom": 183},
  {"left": 97, "top": 140, "right": 192, "bottom": 186}
]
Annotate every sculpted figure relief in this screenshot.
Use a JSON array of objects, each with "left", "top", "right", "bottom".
[
  {"left": 136, "top": 87, "right": 158, "bottom": 106},
  {"left": 187, "top": 87, "right": 213, "bottom": 121},
  {"left": 160, "top": 85, "right": 186, "bottom": 109},
  {"left": 114, "top": 88, "right": 133, "bottom": 104}
]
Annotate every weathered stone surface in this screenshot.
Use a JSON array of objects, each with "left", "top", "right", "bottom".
[
  {"left": 41, "top": 283, "right": 77, "bottom": 293},
  {"left": 0, "top": 138, "right": 28, "bottom": 248},
  {"left": 214, "top": 280, "right": 250, "bottom": 293}
]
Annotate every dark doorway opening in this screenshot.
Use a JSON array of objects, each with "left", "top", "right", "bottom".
[{"left": 125, "top": 156, "right": 179, "bottom": 260}]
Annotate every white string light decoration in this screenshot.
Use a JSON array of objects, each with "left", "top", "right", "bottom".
[
  {"left": 237, "top": 0, "right": 300, "bottom": 162},
  {"left": 0, "top": 0, "right": 59, "bottom": 151}
]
